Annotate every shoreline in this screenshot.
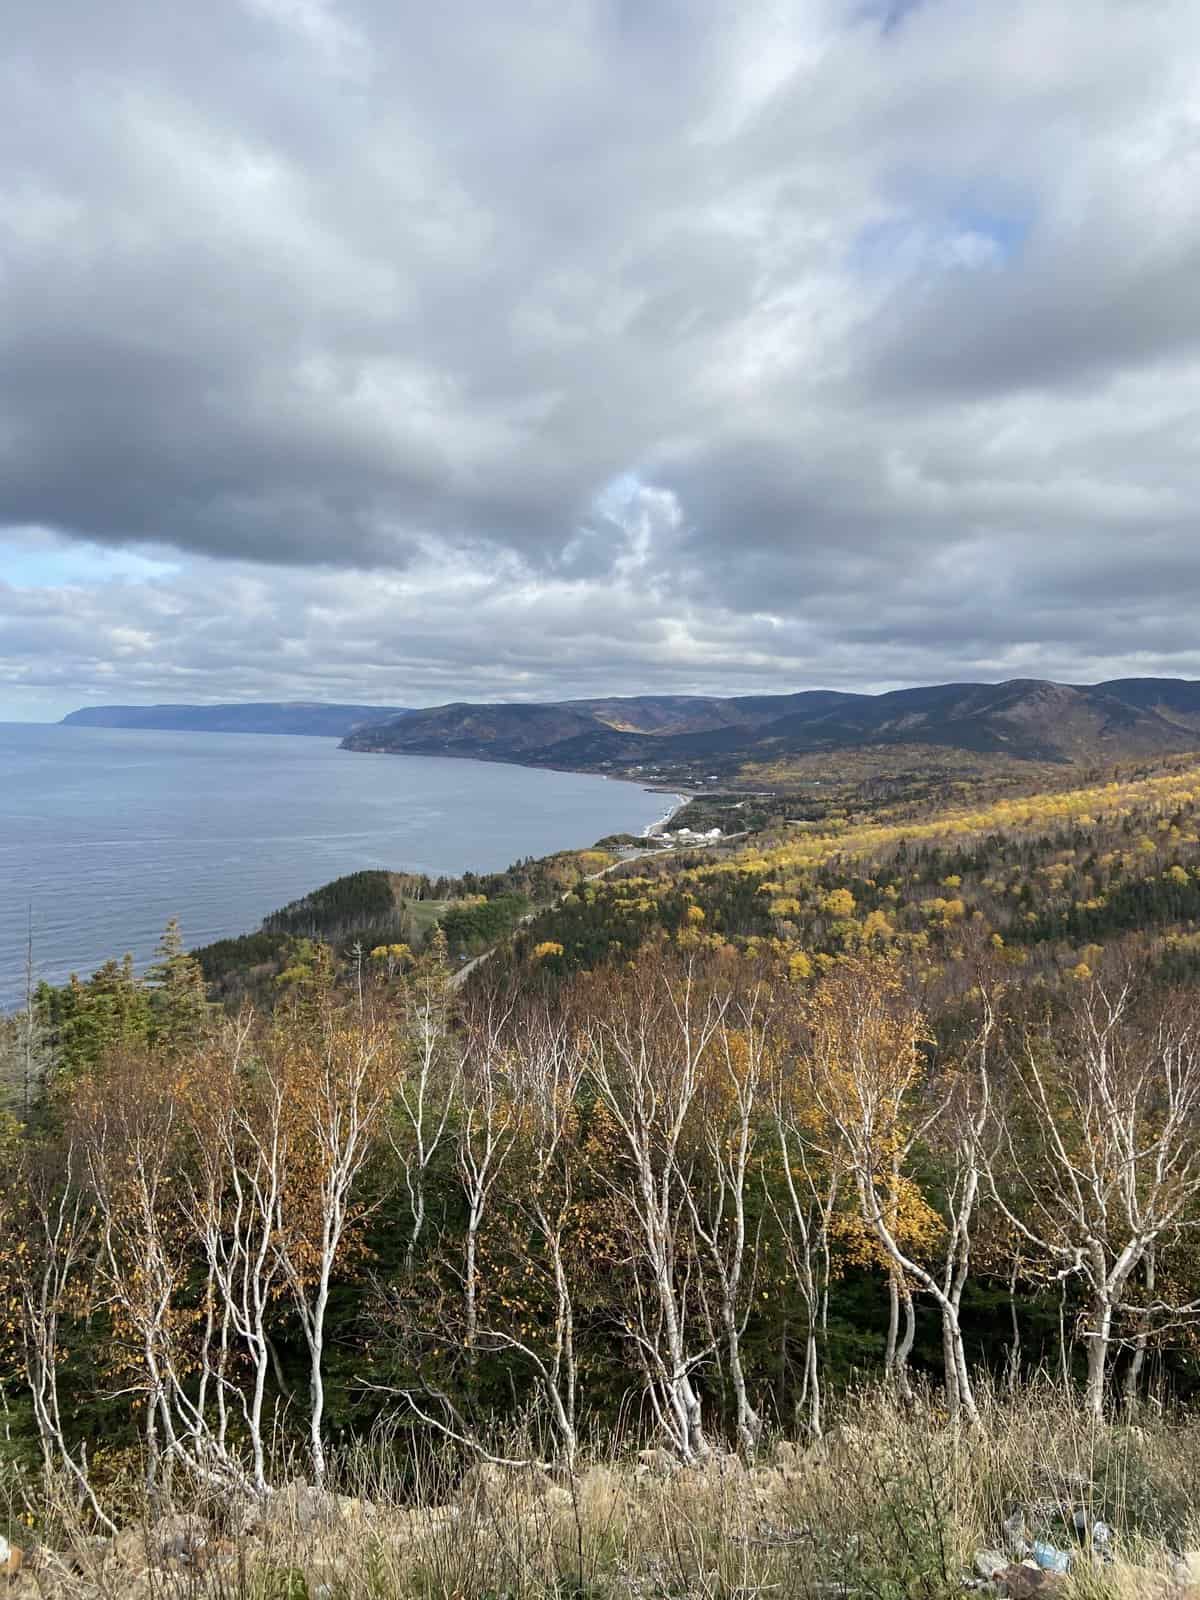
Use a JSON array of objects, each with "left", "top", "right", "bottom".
[
  {"left": 641, "top": 792, "right": 691, "bottom": 838},
  {"left": 1, "top": 753, "right": 679, "bottom": 1013}
]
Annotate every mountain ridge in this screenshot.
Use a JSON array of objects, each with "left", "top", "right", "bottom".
[{"left": 340, "top": 678, "right": 1200, "bottom": 780}]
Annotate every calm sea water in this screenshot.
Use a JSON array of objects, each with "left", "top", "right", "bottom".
[{"left": 0, "top": 724, "right": 671, "bottom": 1010}]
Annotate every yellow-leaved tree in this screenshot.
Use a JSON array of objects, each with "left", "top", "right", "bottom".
[{"left": 800, "top": 955, "right": 984, "bottom": 1424}]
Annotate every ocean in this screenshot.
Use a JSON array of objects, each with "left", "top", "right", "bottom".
[{"left": 0, "top": 723, "right": 672, "bottom": 1010}]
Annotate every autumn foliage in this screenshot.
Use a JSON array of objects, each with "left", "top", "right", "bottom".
[{"left": 9, "top": 765, "right": 1200, "bottom": 1518}]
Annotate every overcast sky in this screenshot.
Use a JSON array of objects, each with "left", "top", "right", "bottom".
[{"left": 3, "top": 0, "right": 1200, "bottom": 719}]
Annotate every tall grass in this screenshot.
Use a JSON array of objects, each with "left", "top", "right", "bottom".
[{"left": 6, "top": 1379, "right": 1200, "bottom": 1599}]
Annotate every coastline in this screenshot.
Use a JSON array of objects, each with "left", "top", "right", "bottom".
[
  {"left": 641, "top": 792, "right": 691, "bottom": 838},
  {"left": 0, "top": 735, "right": 671, "bottom": 1013}
]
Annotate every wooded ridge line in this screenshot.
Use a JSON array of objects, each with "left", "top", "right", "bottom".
[{"left": 337, "top": 676, "right": 1200, "bottom": 782}]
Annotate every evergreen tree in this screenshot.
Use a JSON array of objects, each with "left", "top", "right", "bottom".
[
  {"left": 147, "top": 919, "right": 209, "bottom": 1054},
  {"left": 41, "top": 954, "right": 152, "bottom": 1077},
  {"left": 0, "top": 925, "right": 54, "bottom": 1119}
]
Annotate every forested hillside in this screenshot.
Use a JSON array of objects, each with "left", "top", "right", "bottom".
[
  {"left": 8, "top": 757, "right": 1200, "bottom": 1591},
  {"left": 499, "top": 756, "right": 1200, "bottom": 994},
  {"left": 190, "top": 845, "right": 623, "bottom": 1001},
  {"left": 341, "top": 676, "right": 1200, "bottom": 782},
  {"left": 182, "top": 752, "right": 1200, "bottom": 1006}
]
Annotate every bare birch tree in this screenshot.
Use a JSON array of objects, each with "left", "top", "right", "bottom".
[
  {"left": 271, "top": 1007, "right": 398, "bottom": 1485},
  {"left": 15, "top": 1149, "right": 117, "bottom": 1531},
  {"left": 492, "top": 1008, "right": 586, "bottom": 1463},
  {"left": 681, "top": 992, "right": 768, "bottom": 1452},
  {"left": 773, "top": 1050, "right": 844, "bottom": 1437},
  {"left": 984, "top": 982, "right": 1200, "bottom": 1417},
  {"left": 181, "top": 1012, "right": 284, "bottom": 1495},
  {"left": 391, "top": 948, "right": 461, "bottom": 1270},
  {"left": 456, "top": 999, "right": 519, "bottom": 1359},
  {"left": 581, "top": 963, "right": 726, "bottom": 1462}
]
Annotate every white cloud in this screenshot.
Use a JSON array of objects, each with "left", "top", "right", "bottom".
[{"left": 3, "top": 0, "right": 1200, "bottom": 713}]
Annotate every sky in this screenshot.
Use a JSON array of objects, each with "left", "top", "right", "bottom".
[{"left": 4, "top": 0, "right": 1200, "bottom": 720}]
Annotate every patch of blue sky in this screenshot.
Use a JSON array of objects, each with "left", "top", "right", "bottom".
[
  {"left": 591, "top": 471, "right": 644, "bottom": 520},
  {"left": 954, "top": 206, "right": 1031, "bottom": 260},
  {"left": 849, "top": 203, "right": 1032, "bottom": 277},
  {"left": 1, "top": 532, "right": 179, "bottom": 589}
]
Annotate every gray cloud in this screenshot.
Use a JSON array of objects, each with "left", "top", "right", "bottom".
[{"left": 4, "top": 0, "right": 1200, "bottom": 710}]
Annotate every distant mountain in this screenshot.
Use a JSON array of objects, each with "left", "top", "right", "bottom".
[
  {"left": 340, "top": 679, "right": 1200, "bottom": 776},
  {"left": 62, "top": 702, "right": 412, "bottom": 737},
  {"left": 1085, "top": 678, "right": 1200, "bottom": 733}
]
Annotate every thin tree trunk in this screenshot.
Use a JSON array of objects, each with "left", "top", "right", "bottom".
[
  {"left": 894, "top": 1278, "right": 916, "bottom": 1402},
  {"left": 308, "top": 1298, "right": 328, "bottom": 1486},
  {"left": 724, "top": 1302, "right": 760, "bottom": 1452},
  {"left": 1058, "top": 1278, "right": 1071, "bottom": 1391},
  {"left": 885, "top": 1269, "right": 916, "bottom": 1402},
  {"left": 464, "top": 1213, "right": 479, "bottom": 1356},
  {"left": 1005, "top": 1257, "right": 1022, "bottom": 1395},
  {"left": 942, "top": 1320, "right": 961, "bottom": 1416},
  {"left": 1085, "top": 1292, "right": 1113, "bottom": 1420},
  {"left": 1124, "top": 1248, "right": 1154, "bottom": 1405},
  {"left": 805, "top": 1329, "right": 821, "bottom": 1438}
]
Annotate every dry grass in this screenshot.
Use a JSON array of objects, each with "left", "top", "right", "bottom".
[{"left": 7, "top": 1382, "right": 1200, "bottom": 1600}]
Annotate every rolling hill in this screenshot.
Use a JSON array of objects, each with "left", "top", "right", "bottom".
[{"left": 340, "top": 678, "right": 1200, "bottom": 780}]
